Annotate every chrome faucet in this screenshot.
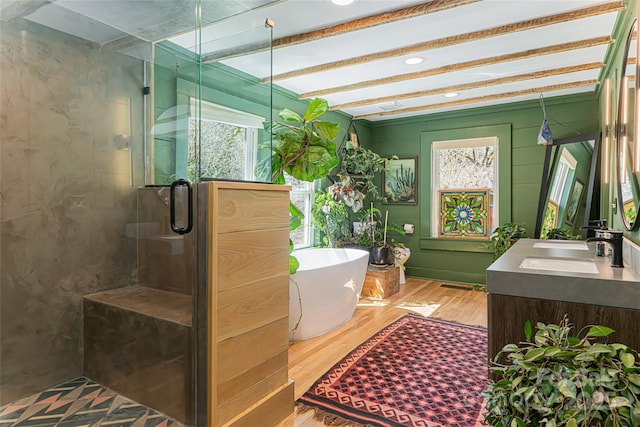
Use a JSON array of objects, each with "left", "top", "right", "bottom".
[{"left": 586, "top": 230, "right": 624, "bottom": 268}]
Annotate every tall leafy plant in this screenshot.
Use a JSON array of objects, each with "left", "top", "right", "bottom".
[{"left": 267, "top": 98, "right": 340, "bottom": 273}]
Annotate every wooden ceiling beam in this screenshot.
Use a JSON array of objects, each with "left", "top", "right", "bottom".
[
  {"left": 272, "top": 0, "right": 479, "bottom": 49},
  {"left": 300, "top": 36, "right": 612, "bottom": 98},
  {"left": 270, "top": 1, "right": 622, "bottom": 83},
  {"left": 354, "top": 80, "right": 597, "bottom": 120},
  {"left": 330, "top": 62, "right": 604, "bottom": 110},
  {"left": 203, "top": 0, "right": 478, "bottom": 63}
]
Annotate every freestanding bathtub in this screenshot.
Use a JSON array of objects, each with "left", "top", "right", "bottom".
[{"left": 289, "top": 247, "right": 370, "bottom": 340}]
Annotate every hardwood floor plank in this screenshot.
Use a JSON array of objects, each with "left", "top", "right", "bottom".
[{"left": 289, "top": 277, "right": 488, "bottom": 426}]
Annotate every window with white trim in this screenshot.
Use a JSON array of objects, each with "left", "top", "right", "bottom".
[
  {"left": 286, "top": 174, "right": 314, "bottom": 248},
  {"left": 431, "top": 137, "right": 498, "bottom": 238},
  {"left": 188, "top": 98, "right": 264, "bottom": 181},
  {"left": 549, "top": 149, "right": 577, "bottom": 205}
]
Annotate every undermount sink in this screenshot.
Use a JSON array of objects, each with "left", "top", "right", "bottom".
[
  {"left": 519, "top": 257, "right": 599, "bottom": 274},
  {"left": 532, "top": 241, "right": 589, "bottom": 250}
]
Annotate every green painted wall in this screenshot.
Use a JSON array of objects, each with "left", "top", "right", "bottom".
[{"left": 362, "top": 93, "right": 599, "bottom": 284}]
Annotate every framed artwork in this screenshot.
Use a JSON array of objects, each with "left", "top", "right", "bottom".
[
  {"left": 565, "top": 179, "right": 584, "bottom": 225},
  {"left": 348, "top": 131, "right": 359, "bottom": 147},
  {"left": 438, "top": 189, "right": 490, "bottom": 239},
  {"left": 382, "top": 156, "right": 417, "bottom": 204}
]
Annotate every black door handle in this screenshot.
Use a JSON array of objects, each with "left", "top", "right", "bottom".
[{"left": 170, "top": 179, "right": 193, "bottom": 234}]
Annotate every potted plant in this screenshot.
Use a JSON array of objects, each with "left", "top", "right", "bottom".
[
  {"left": 327, "top": 175, "right": 365, "bottom": 213},
  {"left": 311, "top": 191, "right": 353, "bottom": 248},
  {"left": 357, "top": 205, "right": 405, "bottom": 265},
  {"left": 484, "top": 316, "right": 640, "bottom": 427},
  {"left": 339, "top": 141, "right": 392, "bottom": 199},
  {"left": 544, "top": 227, "right": 581, "bottom": 240},
  {"left": 491, "top": 222, "right": 527, "bottom": 260},
  {"left": 267, "top": 98, "right": 340, "bottom": 273}
]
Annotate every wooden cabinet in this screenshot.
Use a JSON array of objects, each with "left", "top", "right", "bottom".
[{"left": 201, "top": 181, "right": 294, "bottom": 427}]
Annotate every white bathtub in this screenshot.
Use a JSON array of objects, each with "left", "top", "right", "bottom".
[{"left": 289, "top": 248, "right": 370, "bottom": 340}]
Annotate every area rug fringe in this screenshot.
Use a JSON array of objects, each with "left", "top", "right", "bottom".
[{"left": 296, "top": 402, "right": 375, "bottom": 427}]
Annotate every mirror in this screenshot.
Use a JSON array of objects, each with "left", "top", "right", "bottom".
[
  {"left": 534, "top": 133, "right": 601, "bottom": 239},
  {"left": 616, "top": 18, "right": 640, "bottom": 231}
]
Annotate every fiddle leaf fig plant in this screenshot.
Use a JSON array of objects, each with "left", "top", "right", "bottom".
[
  {"left": 484, "top": 316, "right": 640, "bottom": 427},
  {"left": 269, "top": 98, "right": 339, "bottom": 184},
  {"left": 265, "top": 98, "right": 340, "bottom": 273}
]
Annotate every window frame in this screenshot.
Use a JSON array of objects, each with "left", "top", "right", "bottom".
[
  {"left": 188, "top": 98, "right": 263, "bottom": 182},
  {"left": 431, "top": 136, "right": 498, "bottom": 239},
  {"left": 419, "top": 124, "right": 512, "bottom": 253},
  {"left": 285, "top": 174, "right": 315, "bottom": 249}
]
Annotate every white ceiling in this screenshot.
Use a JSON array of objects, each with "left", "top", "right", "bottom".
[{"left": 9, "top": 0, "right": 626, "bottom": 122}]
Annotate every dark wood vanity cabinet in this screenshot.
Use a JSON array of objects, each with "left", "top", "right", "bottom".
[{"left": 488, "top": 293, "right": 640, "bottom": 361}]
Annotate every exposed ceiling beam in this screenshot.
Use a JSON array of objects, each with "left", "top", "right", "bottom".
[
  {"left": 202, "top": 0, "right": 478, "bottom": 63},
  {"left": 354, "top": 80, "right": 597, "bottom": 120},
  {"left": 269, "top": 1, "right": 622, "bottom": 83},
  {"left": 272, "top": 0, "right": 480, "bottom": 49},
  {"left": 330, "top": 62, "right": 604, "bottom": 111},
  {"left": 302, "top": 36, "right": 612, "bottom": 98}
]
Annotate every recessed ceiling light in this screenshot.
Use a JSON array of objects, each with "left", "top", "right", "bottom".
[
  {"left": 444, "top": 92, "right": 459, "bottom": 98},
  {"left": 330, "top": 0, "right": 355, "bottom": 5},
  {"left": 404, "top": 57, "right": 424, "bottom": 65},
  {"left": 376, "top": 101, "right": 401, "bottom": 110}
]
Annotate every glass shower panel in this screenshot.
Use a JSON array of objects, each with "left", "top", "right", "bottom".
[
  {"left": 151, "top": 15, "right": 273, "bottom": 185},
  {"left": 0, "top": 1, "right": 197, "bottom": 427}
]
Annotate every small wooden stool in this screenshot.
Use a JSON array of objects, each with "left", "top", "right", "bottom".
[{"left": 361, "top": 264, "right": 400, "bottom": 299}]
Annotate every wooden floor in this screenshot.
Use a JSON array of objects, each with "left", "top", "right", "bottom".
[{"left": 286, "top": 277, "right": 488, "bottom": 427}]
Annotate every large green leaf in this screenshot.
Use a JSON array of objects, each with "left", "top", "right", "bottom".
[
  {"left": 621, "top": 352, "right": 636, "bottom": 368},
  {"left": 302, "top": 98, "right": 329, "bottom": 122},
  {"left": 289, "top": 254, "right": 300, "bottom": 275},
  {"left": 279, "top": 108, "right": 303, "bottom": 123},
  {"left": 524, "top": 320, "right": 533, "bottom": 341},
  {"left": 587, "top": 325, "right": 615, "bottom": 337},
  {"left": 314, "top": 120, "right": 340, "bottom": 142}
]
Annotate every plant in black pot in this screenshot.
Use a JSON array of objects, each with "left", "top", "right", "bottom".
[{"left": 356, "top": 205, "right": 405, "bottom": 265}]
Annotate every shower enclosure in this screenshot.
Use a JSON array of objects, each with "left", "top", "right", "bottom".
[{"left": 0, "top": 1, "right": 292, "bottom": 425}]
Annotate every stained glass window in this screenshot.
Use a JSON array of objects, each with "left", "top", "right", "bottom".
[{"left": 432, "top": 137, "right": 497, "bottom": 239}]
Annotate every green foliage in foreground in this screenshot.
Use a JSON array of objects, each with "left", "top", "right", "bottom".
[{"left": 484, "top": 317, "right": 640, "bottom": 427}]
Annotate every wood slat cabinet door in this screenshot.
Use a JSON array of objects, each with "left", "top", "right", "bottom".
[{"left": 204, "top": 182, "right": 294, "bottom": 427}]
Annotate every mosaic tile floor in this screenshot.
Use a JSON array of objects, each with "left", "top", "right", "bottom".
[{"left": 0, "top": 377, "right": 184, "bottom": 427}]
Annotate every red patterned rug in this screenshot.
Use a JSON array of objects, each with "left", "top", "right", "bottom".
[{"left": 297, "top": 314, "right": 488, "bottom": 427}]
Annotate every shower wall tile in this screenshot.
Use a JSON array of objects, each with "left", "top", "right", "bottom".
[{"left": 0, "top": 19, "right": 145, "bottom": 404}]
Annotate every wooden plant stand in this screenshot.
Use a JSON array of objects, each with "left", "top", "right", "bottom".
[{"left": 361, "top": 264, "right": 400, "bottom": 299}]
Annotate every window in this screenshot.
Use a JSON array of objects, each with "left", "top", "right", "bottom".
[
  {"left": 549, "top": 149, "right": 577, "bottom": 205},
  {"left": 188, "top": 99, "right": 264, "bottom": 182},
  {"left": 431, "top": 137, "right": 498, "bottom": 239},
  {"left": 286, "top": 174, "right": 314, "bottom": 248}
]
